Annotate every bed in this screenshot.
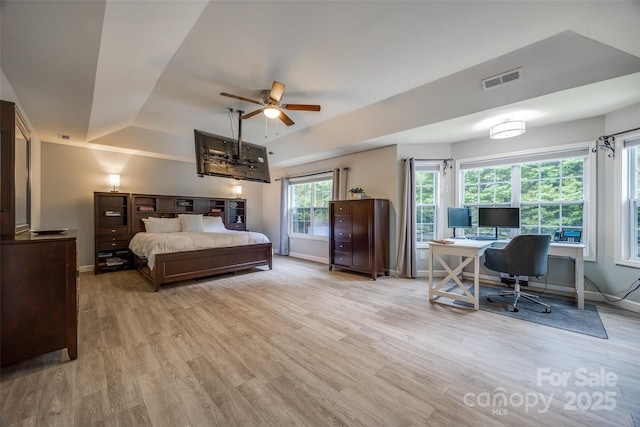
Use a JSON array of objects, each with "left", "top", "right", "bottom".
[{"left": 130, "top": 214, "right": 272, "bottom": 291}]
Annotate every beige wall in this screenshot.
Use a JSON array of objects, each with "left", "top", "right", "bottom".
[
  {"left": 262, "top": 145, "right": 399, "bottom": 267},
  {"left": 40, "top": 142, "right": 265, "bottom": 269}
]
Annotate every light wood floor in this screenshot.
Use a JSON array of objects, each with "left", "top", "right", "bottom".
[{"left": 2, "top": 256, "right": 639, "bottom": 426}]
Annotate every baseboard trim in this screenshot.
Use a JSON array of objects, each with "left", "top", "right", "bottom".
[
  {"left": 288, "top": 252, "right": 329, "bottom": 265},
  {"left": 80, "top": 265, "right": 94, "bottom": 273}
]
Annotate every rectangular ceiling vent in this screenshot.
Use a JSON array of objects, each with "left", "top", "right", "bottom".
[{"left": 482, "top": 68, "right": 523, "bottom": 91}]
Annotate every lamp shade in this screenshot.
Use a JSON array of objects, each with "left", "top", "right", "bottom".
[
  {"left": 109, "top": 174, "right": 120, "bottom": 190},
  {"left": 263, "top": 107, "right": 280, "bottom": 119},
  {"left": 489, "top": 121, "right": 526, "bottom": 139}
]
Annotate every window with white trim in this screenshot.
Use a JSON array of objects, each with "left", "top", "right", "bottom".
[
  {"left": 289, "top": 176, "right": 333, "bottom": 237},
  {"left": 416, "top": 163, "right": 440, "bottom": 243},
  {"left": 618, "top": 132, "right": 640, "bottom": 263},
  {"left": 459, "top": 144, "right": 595, "bottom": 254}
]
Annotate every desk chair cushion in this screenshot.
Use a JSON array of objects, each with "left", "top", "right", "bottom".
[{"left": 484, "top": 234, "right": 552, "bottom": 277}]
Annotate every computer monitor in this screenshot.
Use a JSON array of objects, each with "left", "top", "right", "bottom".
[
  {"left": 478, "top": 207, "right": 520, "bottom": 238},
  {"left": 447, "top": 207, "right": 472, "bottom": 238}
]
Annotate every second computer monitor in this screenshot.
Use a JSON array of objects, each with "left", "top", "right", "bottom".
[{"left": 478, "top": 207, "right": 520, "bottom": 228}]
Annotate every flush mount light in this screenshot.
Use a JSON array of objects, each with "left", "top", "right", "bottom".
[
  {"left": 489, "top": 120, "right": 526, "bottom": 139},
  {"left": 263, "top": 106, "right": 281, "bottom": 119}
]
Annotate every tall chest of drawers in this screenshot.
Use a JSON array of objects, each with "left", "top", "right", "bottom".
[{"left": 329, "top": 199, "right": 389, "bottom": 280}]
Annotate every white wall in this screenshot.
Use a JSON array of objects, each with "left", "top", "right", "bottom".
[
  {"left": 1, "top": 68, "right": 42, "bottom": 228},
  {"left": 40, "top": 142, "right": 266, "bottom": 269}
]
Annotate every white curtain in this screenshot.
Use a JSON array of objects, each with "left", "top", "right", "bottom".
[
  {"left": 340, "top": 167, "right": 349, "bottom": 200},
  {"left": 331, "top": 168, "right": 340, "bottom": 200},
  {"left": 279, "top": 178, "right": 290, "bottom": 255},
  {"left": 331, "top": 167, "right": 349, "bottom": 200},
  {"left": 396, "top": 158, "right": 417, "bottom": 278}
]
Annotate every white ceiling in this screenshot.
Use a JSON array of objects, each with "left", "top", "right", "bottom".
[{"left": 1, "top": 1, "right": 639, "bottom": 168}]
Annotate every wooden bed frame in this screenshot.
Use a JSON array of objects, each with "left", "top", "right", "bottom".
[
  {"left": 134, "top": 243, "right": 272, "bottom": 291},
  {"left": 130, "top": 192, "right": 272, "bottom": 291}
]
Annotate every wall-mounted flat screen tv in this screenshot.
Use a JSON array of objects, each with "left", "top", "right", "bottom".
[{"left": 194, "top": 129, "right": 271, "bottom": 183}]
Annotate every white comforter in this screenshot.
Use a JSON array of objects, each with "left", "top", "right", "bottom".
[{"left": 129, "top": 231, "right": 271, "bottom": 270}]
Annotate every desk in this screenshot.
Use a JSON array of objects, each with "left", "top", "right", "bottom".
[
  {"left": 548, "top": 243, "right": 585, "bottom": 310},
  {"left": 428, "top": 240, "right": 585, "bottom": 310},
  {"left": 428, "top": 240, "right": 493, "bottom": 310}
]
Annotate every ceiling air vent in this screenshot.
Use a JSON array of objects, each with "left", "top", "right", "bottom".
[{"left": 482, "top": 68, "right": 523, "bottom": 91}]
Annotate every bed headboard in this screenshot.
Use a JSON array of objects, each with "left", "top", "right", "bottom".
[{"left": 131, "top": 193, "right": 243, "bottom": 234}]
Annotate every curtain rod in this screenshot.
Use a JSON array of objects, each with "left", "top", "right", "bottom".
[
  {"left": 593, "top": 126, "right": 640, "bottom": 159},
  {"left": 275, "top": 167, "right": 350, "bottom": 182}
]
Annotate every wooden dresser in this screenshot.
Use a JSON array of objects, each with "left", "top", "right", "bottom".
[
  {"left": 1, "top": 230, "right": 78, "bottom": 366},
  {"left": 329, "top": 199, "right": 390, "bottom": 280}
]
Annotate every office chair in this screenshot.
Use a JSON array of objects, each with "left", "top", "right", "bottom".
[{"left": 484, "top": 234, "right": 552, "bottom": 313}]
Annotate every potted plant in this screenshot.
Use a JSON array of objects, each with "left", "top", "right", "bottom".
[{"left": 349, "top": 187, "right": 365, "bottom": 199}]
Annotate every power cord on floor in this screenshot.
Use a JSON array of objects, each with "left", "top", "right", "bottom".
[{"left": 585, "top": 275, "right": 640, "bottom": 303}]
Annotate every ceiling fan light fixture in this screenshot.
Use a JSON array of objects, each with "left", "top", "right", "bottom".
[
  {"left": 264, "top": 106, "right": 281, "bottom": 119},
  {"left": 489, "top": 120, "right": 526, "bottom": 139}
]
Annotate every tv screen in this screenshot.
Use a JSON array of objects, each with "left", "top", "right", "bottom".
[
  {"left": 447, "top": 207, "right": 472, "bottom": 228},
  {"left": 478, "top": 207, "right": 520, "bottom": 228},
  {"left": 194, "top": 129, "right": 271, "bottom": 183}
]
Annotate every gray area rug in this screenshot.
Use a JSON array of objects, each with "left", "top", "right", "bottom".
[{"left": 454, "top": 285, "right": 608, "bottom": 339}]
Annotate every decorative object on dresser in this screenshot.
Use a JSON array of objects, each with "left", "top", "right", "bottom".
[
  {"left": 130, "top": 193, "right": 271, "bottom": 291},
  {"left": 1, "top": 231, "right": 78, "bottom": 366},
  {"left": 329, "top": 199, "right": 390, "bottom": 280},
  {"left": 94, "top": 192, "right": 132, "bottom": 273}
]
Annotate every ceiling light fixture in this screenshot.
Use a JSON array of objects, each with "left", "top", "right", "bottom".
[
  {"left": 263, "top": 106, "right": 280, "bottom": 119},
  {"left": 489, "top": 120, "right": 526, "bottom": 139}
]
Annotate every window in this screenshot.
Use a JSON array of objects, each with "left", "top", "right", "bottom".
[
  {"left": 459, "top": 143, "right": 594, "bottom": 254},
  {"left": 630, "top": 145, "right": 640, "bottom": 259},
  {"left": 415, "top": 164, "right": 439, "bottom": 243},
  {"left": 463, "top": 165, "right": 513, "bottom": 239},
  {"left": 289, "top": 177, "right": 332, "bottom": 237},
  {"left": 617, "top": 132, "right": 640, "bottom": 265}
]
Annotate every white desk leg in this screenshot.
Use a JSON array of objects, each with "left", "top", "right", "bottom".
[
  {"left": 576, "top": 250, "right": 584, "bottom": 310},
  {"left": 428, "top": 248, "right": 434, "bottom": 301},
  {"left": 473, "top": 253, "right": 480, "bottom": 311}
]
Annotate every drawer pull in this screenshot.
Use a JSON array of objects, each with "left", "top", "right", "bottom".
[
  {"left": 111, "top": 243, "right": 116, "bottom": 246},
  {"left": 111, "top": 229, "right": 116, "bottom": 233}
]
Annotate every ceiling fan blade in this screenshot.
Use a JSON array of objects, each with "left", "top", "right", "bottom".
[
  {"left": 283, "top": 104, "right": 321, "bottom": 112},
  {"left": 269, "top": 81, "right": 286, "bottom": 103},
  {"left": 220, "top": 92, "right": 262, "bottom": 105},
  {"left": 241, "top": 108, "right": 264, "bottom": 120},
  {"left": 279, "top": 111, "right": 295, "bottom": 126}
]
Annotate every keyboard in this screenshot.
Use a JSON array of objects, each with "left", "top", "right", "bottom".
[{"left": 466, "top": 236, "right": 498, "bottom": 241}]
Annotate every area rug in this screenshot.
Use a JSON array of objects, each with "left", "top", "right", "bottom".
[{"left": 454, "top": 285, "right": 608, "bottom": 339}]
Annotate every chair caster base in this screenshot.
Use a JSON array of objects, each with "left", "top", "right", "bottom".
[
  {"left": 510, "top": 306, "right": 519, "bottom": 312},
  {"left": 544, "top": 307, "right": 551, "bottom": 313},
  {"left": 487, "top": 297, "right": 493, "bottom": 302}
]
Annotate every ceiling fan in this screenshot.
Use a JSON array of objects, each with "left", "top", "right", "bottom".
[{"left": 220, "top": 81, "right": 321, "bottom": 126}]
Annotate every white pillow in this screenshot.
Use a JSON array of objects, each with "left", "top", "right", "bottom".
[
  {"left": 179, "top": 214, "right": 204, "bottom": 232},
  {"left": 203, "top": 216, "right": 227, "bottom": 232},
  {"left": 142, "top": 217, "right": 181, "bottom": 233}
]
